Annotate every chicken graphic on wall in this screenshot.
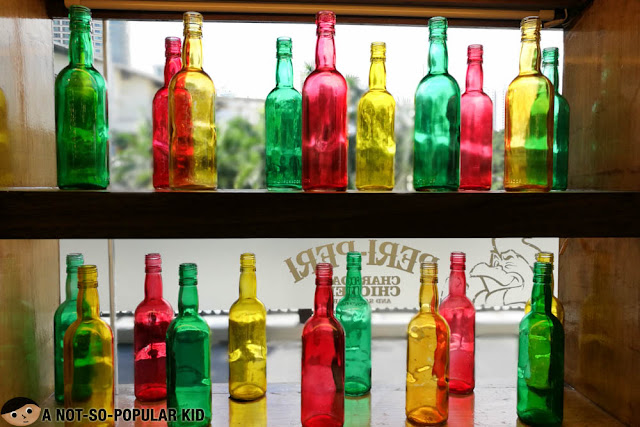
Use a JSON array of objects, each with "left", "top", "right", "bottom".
[{"left": 467, "top": 238, "right": 548, "bottom": 308}]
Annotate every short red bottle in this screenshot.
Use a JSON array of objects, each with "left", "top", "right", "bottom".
[
  {"left": 301, "top": 11, "right": 348, "bottom": 192},
  {"left": 439, "top": 252, "right": 476, "bottom": 394},
  {"left": 301, "top": 263, "right": 345, "bottom": 426},
  {"left": 134, "top": 253, "right": 175, "bottom": 401},
  {"left": 460, "top": 45, "right": 493, "bottom": 191},
  {"left": 152, "top": 37, "right": 182, "bottom": 189}
]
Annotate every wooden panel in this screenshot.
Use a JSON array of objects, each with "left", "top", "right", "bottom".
[
  {"left": 38, "top": 383, "right": 623, "bottom": 426},
  {"left": 1, "top": 190, "right": 639, "bottom": 238},
  {"left": 0, "top": 239, "right": 60, "bottom": 406},
  {"left": 0, "top": 0, "right": 56, "bottom": 187},
  {"left": 564, "top": 0, "right": 640, "bottom": 190},
  {"left": 559, "top": 238, "right": 640, "bottom": 425}
]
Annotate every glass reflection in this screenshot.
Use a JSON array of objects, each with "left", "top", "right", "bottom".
[
  {"left": 229, "top": 396, "right": 267, "bottom": 427},
  {"left": 449, "top": 392, "right": 475, "bottom": 427},
  {"left": 345, "top": 394, "right": 371, "bottom": 427},
  {"left": 134, "top": 399, "right": 167, "bottom": 427}
]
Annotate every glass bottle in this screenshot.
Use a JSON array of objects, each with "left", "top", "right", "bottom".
[
  {"left": 134, "top": 254, "right": 174, "bottom": 401},
  {"left": 356, "top": 42, "right": 396, "bottom": 191},
  {"left": 439, "top": 252, "right": 475, "bottom": 395},
  {"left": 524, "top": 252, "right": 564, "bottom": 324},
  {"left": 55, "top": 5, "right": 109, "bottom": 189},
  {"left": 505, "top": 16, "right": 554, "bottom": 192},
  {"left": 517, "top": 262, "right": 564, "bottom": 425},
  {"left": 166, "top": 263, "right": 212, "bottom": 427},
  {"left": 414, "top": 17, "right": 460, "bottom": 192},
  {"left": 541, "top": 47, "right": 570, "bottom": 191},
  {"left": 302, "top": 11, "right": 348, "bottom": 192},
  {"left": 406, "top": 262, "right": 449, "bottom": 425},
  {"left": 229, "top": 253, "right": 267, "bottom": 400},
  {"left": 336, "top": 252, "right": 371, "bottom": 396},
  {"left": 460, "top": 45, "right": 493, "bottom": 191},
  {"left": 301, "top": 263, "right": 345, "bottom": 426},
  {"left": 265, "top": 37, "right": 302, "bottom": 191},
  {"left": 53, "top": 253, "right": 84, "bottom": 403},
  {"left": 63, "top": 265, "right": 114, "bottom": 426},
  {"left": 169, "top": 12, "right": 217, "bottom": 190},
  {"left": 153, "top": 37, "right": 182, "bottom": 189}
]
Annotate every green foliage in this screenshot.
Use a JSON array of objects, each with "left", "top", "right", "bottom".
[
  {"left": 111, "top": 120, "right": 153, "bottom": 190},
  {"left": 217, "top": 114, "right": 265, "bottom": 189}
]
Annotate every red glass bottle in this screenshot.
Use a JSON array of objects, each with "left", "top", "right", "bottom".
[
  {"left": 133, "top": 254, "right": 175, "bottom": 401},
  {"left": 302, "top": 11, "right": 348, "bottom": 192},
  {"left": 439, "top": 252, "right": 475, "bottom": 394},
  {"left": 460, "top": 45, "right": 493, "bottom": 191},
  {"left": 152, "top": 37, "right": 182, "bottom": 189},
  {"left": 301, "top": 263, "right": 345, "bottom": 426}
]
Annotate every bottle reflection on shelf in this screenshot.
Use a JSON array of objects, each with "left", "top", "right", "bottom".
[
  {"left": 229, "top": 396, "right": 267, "bottom": 427},
  {"left": 449, "top": 392, "right": 475, "bottom": 427},
  {"left": 134, "top": 399, "right": 167, "bottom": 427},
  {"left": 345, "top": 394, "right": 371, "bottom": 427}
]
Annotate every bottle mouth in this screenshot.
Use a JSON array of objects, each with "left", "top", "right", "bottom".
[
  {"left": 276, "top": 36, "right": 293, "bottom": 57},
  {"left": 421, "top": 261, "right": 438, "bottom": 276},
  {"left": 315, "top": 263, "right": 333, "bottom": 280},
  {"left": 69, "top": 5, "right": 91, "bottom": 29},
  {"left": 347, "top": 252, "right": 362, "bottom": 269},
  {"left": 316, "top": 10, "right": 336, "bottom": 35},
  {"left": 428, "top": 16, "right": 447, "bottom": 39},
  {"left": 467, "top": 44, "right": 483, "bottom": 61},
  {"left": 533, "top": 261, "right": 553, "bottom": 277},
  {"left": 145, "top": 253, "right": 162, "bottom": 270},
  {"left": 450, "top": 251, "right": 466, "bottom": 268},
  {"left": 66, "top": 253, "right": 84, "bottom": 269},
  {"left": 536, "top": 252, "right": 554, "bottom": 264},
  {"left": 542, "top": 47, "right": 559, "bottom": 63},
  {"left": 179, "top": 263, "right": 198, "bottom": 284},
  {"left": 78, "top": 265, "right": 98, "bottom": 287},
  {"left": 165, "top": 37, "right": 182, "bottom": 56},
  {"left": 240, "top": 253, "right": 256, "bottom": 269},
  {"left": 520, "top": 16, "right": 541, "bottom": 40},
  {"left": 184, "top": 11, "right": 203, "bottom": 37},
  {"left": 370, "top": 41, "right": 386, "bottom": 60}
]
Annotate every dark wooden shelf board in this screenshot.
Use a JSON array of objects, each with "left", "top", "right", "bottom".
[{"left": 1, "top": 190, "right": 638, "bottom": 238}]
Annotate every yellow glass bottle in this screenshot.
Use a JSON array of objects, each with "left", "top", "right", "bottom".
[
  {"left": 229, "top": 253, "right": 267, "bottom": 400},
  {"left": 169, "top": 11, "right": 217, "bottom": 190},
  {"left": 406, "top": 262, "right": 450, "bottom": 426},
  {"left": 229, "top": 396, "right": 267, "bottom": 427},
  {"left": 524, "top": 252, "right": 564, "bottom": 324},
  {"left": 63, "top": 265, "right": 114, "bottom": 426},
  {"left": 356, "top": 42, "right": 396, "bottom": 191}
]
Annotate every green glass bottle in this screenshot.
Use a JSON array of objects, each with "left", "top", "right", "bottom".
[
  {"left": 541, "top": 47, "right": 570, "bottom": 191},
  {"left": 413, "top": 16, "right": 460, "bottom": 192},
  {"left": 517, "top": 262, "right": 564, "bottom": 426},
  {"left": 55, "top": 5, "right": 109, "bottom": 189},
  {"left": 166, "top": 263, "right": 212, "bottom": 427},
  {"left": 53, "top": 253, "right": 84, "bottom": 403},
  {"left": 265, "top": 37, "right": 302, "bottom": 191},
  {"left": 336, "top": 252, "right": 372, "bottom": 396}
]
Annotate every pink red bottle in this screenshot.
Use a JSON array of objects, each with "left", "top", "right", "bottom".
[
  {"left": 302, "top": 11, "right": 348, "bottom": 192},
  {"left": 439, "top": 252, "right": 475, "bottom": 394},
  {"left": 152, "top": 37, "right": 182, "bottom": 189},
  {"left": 460, "top": 45, "right": 493, "bottom": 191},
  {"left": 301, "top": 263, "right": 345, "bottom": 426},
  {"left": 133, "top": 254, "right": 175, "bottom": 401}
]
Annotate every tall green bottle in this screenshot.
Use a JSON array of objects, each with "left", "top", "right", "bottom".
[
  {"left": 336, "top": 252, "right": 372, "bottom": 396},
  {"left": 413, "top": 16, "right": 460, "bottom": 191},
  {"left": 517, "top": 262, "right": 564, "bottom": 425},
  {"left": 166, "top": 264, "right": 212, "bottom": 427},
  {"left": 265, "top": 37, "right": 302, "bottom": 191},
  {"left": 53, "top": 253, "right": 84, "bottom": 403},
  {"left": 55, "top": 5, "right": 109, "bottom": 189},
  {"left": 541, "top": 47, "right": 570, "bottom": 191}
]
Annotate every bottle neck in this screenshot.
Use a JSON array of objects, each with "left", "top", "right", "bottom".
[
  {"left": 65, "top": 268, "right": 79, "bottom": 301},
  {"left": 69, "top": 28, "right": 93, "bottom": 67},
  {"left": 428, "top": 38, "right": 448, "bottom": 75},
  {"left": 419, "top": 275, "right": 439, "bottom": 313},
  {"left": 519, "top": 39, "right": 541, "bottom": 75},
  {"left": 178, "top": 284, "right": 199, "bottom": 315},
  {"left": 314, "top": 282, "right": 334, "bottom": 317},
  {"left": 542, "top": 61, "right": 559, "bottom": 91},
  {"left": 239, "top": 267, "right": 257, "bottom": 299},
  {"left": 315, "top": 33, "right": 336, "bottom": 70},
  {"left": 449, "top": 268, "right": 466, "bottom": 296},
  {"left": 345, "top": 267, "right": 362, "bottom": 297},
  {"left": 369, "top": 59, "right": 386, "bottom": 90},
  {"left": 144, "top": 269, "right": 163, "bottom": 300},
  {"left": 77, "top": 286, "right": 100, "bottom": 320},
  {"left": 183, "top": 34, "right": 203, "bottom": 70},
  {"left": 164, "top": 54, "right": 182, "bottom": 86},
  {"left": 530, "top": 276, "right": 552, "bottom": 313},
  {"left": 465, "top": 60, "right": 483, "bottom": 92},
  {"left": 276, "top": 55, "right": 294, "bottom": 88}
]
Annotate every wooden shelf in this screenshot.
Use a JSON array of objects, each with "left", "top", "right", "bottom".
[{"left": 1, "top": 189, "right": 638, "bottom": 238}]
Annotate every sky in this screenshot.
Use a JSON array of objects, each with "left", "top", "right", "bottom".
[{"left": 124, "top": 20, "right": 563, "bottom": 104}]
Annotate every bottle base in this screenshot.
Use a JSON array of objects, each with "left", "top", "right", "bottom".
[
  {"left": 504, "top": 184, "right": 551, "bottom": 192},
  {"left": 170, "top": 184, "right": 217, "bottom": 191},
  {"left": 302, "top": 414, "right": 343, "bottom": 427},
  {"left": 135, "top": 384, "right": 167, "bottom": 402},
  {"left": 230, "top": 384, "right": 266, "bottom": 401},
  {"left": 406, "top": 407, "right": 448, "bottom": 426},
  {"left": 345, "top": 381, "right": 371, "bottom": 396},
  {"left": 517, "top": 410, "right": 562, "bottom": 426},
  {"left": 58, "top": 183, "right": 108, "bottom": 190},
  {"left": 459, "top": 185, "right": 490, "bottom": 191},
  {"left": 414, "top": 186, "right": 458, "bottom": 192},
  {"left": 302, "top": 186, "right": 347, "bottom": 192},
  {"left": 356, "top": 185, "right": 393, "bottom": 192},
  {"left": 449, "top": 379, "right": 474, "bottom": 395},
  {"left": 267, "top": 184, "right": 302, "bottom": 192}
]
